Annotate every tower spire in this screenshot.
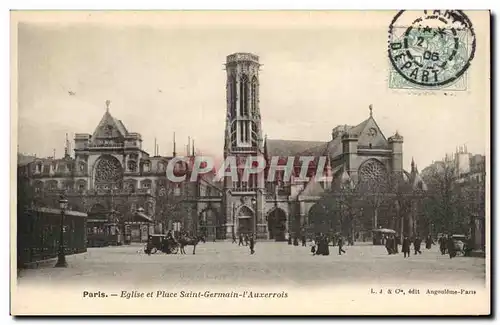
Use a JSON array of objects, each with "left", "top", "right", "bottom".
[
  {"left": 192, "top": 139, "right": 195, "bottom": 156},
  {"left": 187, "top": 136, "right": 191, "bottom": 156},
  {"left": 64, "top": 133, "right": 70, "bottom": 158},
  {"left": 173, "top": 132, "right": 177, "bottom": 157},
  {"left": 369, "top": 104, "right": 373, "bottom": 117},
  {"left": 411, "top": 157, "right": 415, "bottom": 173}
]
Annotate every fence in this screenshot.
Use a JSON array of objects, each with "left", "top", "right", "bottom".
[{"left": 17, "top": 207, "right": 87, "bottom": 268}]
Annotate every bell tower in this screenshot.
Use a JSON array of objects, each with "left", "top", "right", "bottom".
[{"left": 223, "top": 53, "right": 265, "bottom": 239}]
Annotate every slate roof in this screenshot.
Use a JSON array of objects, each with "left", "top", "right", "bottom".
[
  {"left": 265, "top": 139, "right": 327, "bottom": 157},
  {"left": 265, "top": 115, "right": 391, "bottom": 161}
]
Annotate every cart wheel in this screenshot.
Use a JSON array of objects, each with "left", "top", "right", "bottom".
[
  {"left": 151, "top": 247, "right": 158, "bottom": 254},
  {"left": 171, "top": 246, "right": 179, "bottom": 254}
]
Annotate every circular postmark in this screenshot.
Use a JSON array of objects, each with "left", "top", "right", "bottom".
[{"left": 388, "top": 10, "right": 476, "bottom": 87}]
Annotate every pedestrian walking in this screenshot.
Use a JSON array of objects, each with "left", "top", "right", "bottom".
[
  {"left": 338, "top": 236, "right": 346, "bottom": 255},
  {"left": 447, "top": 236, "right": 456, "bottom": 259},
  {"left": 414, "top": 235, "right": 422, "bottom": 255},
  {"left": 301, "top": 234, "right": 307, "bottom": 247},
  {"left": 244, "top": 234, "right": 249, "bottom": 246},
  {"left": 402, "top": 235, "right": 411, "bottom": 258},
  {"left": 232, "top": 233, "right": 237, "bottom": 244},
  {"left": 439, "top": 235, "right": 447, "bottom": 255},
  {"left": 249, "top": 233, "right": 255, "bottom": 255},
  {"left": 385, "top": 235, "right": 394, "bottom": 254},
  {"left": 238, "top": 233, "right": 244, "bottom": 246},
  {"left": 425, "top": 235, "right": 433, "bottom": 249}
]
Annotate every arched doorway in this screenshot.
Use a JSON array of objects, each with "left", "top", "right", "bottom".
[
  {"left": 199, "top": 207, "right": 223, "bottom": 240},
  {"left": 308, "top": 203, "right": 330, "bottom": 235},
  {"left": 237, "top": 206, "right": 254, "bottom": 235},
  {"left": 267, "top": 208, "right": 287, "bottom": 241}
]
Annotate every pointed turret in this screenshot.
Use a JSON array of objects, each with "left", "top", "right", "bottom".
[{"left": 173, "top": 132, "right": 177, "bottom": 157}]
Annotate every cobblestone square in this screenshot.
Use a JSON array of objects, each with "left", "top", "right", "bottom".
[{"left": 18, "top": 242, "right": 486, "bottom": 288}]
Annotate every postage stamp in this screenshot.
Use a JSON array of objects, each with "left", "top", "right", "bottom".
[
  {"left": 388, "top": 10, "right": 476, "bottom": 91},
  {"left": 11, "top": 10, "right": 490, "bottom": 316}
]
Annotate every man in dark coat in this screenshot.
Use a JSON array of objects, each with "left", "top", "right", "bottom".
[
  {"left": 238, "top": 233, "right": 244, "bottom": 246},
  {"left": 301, "top": 234, "right": 307, "bottom": 246},
  {"left": 447, "top": 236, "right": 456, "bottom": 259},
  {"left": 385, "top": 235, "right": 394, "bottom": 254},
  {"left": 425, "top": 235, "right": 433, "bottom": 249},
  {"left": 338, "top": 236, "right": 346, "bottom": 255},
  {"left": 414, "top": 236, "right": 422, "bottom": 255},
  {"left": 439, "top": 235, "right": 447, "bottom": 255},
  {"left": 402, "top": 236, "right": 411, "bottom": 258},
  {"left": 288, "top": 232, "right": 292, "bottom": 245},
  {"left": 232, "top": 232, "right": 237, "bottom": 244},
  {"left": 249, "top": 233, "right": 255, "bottom": 254},
  {"left": 293, "top": 236, "right": 299, "bottom": 246}
]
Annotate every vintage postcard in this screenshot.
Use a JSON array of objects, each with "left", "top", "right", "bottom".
[{"left": 11, "top": 10, "right": 490, "bottom": 315}]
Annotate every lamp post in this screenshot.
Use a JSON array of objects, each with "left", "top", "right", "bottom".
[
  {"left": 55, "top": 194, "right": 68, "bottom": 268},
  {"left": 251, "top": 197, "right": 257, "bottom": 236}
]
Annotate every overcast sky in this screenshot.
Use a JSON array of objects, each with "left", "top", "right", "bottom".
[{"left": 15, "top": 11, "right": 489, "bottom": 169}]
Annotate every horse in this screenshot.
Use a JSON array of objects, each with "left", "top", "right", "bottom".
[{"left": 178, "top": 235, "right": 205, "bottom": 255}]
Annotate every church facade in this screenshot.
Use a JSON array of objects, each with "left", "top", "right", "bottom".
[{"left": 18, "top": 52, "right": 427, "bottom": 241}]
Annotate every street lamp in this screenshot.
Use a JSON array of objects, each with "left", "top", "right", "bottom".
[
  {"left": 251, "top": 197, "right": 257, "bottom": 236},
  {"left": 55, "top": 194, "right": 68, "bottom": 268}
]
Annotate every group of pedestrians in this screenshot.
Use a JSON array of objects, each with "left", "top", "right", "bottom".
[
  {"left": 385, "top": 234, "right": 433, "bottom": 258},
  {"left": 309, "top": 233, "right": 347, "bottom": 256},
  {"left": 232, "top": 232, "right": 256, "bottom": 254}
]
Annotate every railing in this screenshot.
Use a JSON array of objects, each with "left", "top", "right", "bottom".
[
  {"left": 230, "top": 146, "right": 258, "bottom": 152},
  {"left": 232, "top": 187, "right": 258, "bottom": 193},
  {"left": 87, "top": 143, "right": 125, "bottom": 148}
]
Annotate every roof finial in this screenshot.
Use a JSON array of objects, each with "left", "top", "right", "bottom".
[
  {"left": 369, "top": 104, "right": 373, "bottom": 117},
  {"left": 105, "top": 100, "right": 111, "bottom": 113}
]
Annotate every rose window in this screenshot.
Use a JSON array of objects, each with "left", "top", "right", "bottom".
[
  {"left": 358, "top": 159, "right": 388, "bottom": 190},
  {"left": 94, "top": 155, "right": 123, "bottom": 187}
]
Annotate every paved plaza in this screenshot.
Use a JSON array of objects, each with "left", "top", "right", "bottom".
[{"left": 17, "top": 242, "right": 486, "bottom": 287}]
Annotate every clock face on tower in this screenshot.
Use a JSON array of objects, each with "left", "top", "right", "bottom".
[{"left": 367, "top": 127, "right": 377, "bottom": 137}]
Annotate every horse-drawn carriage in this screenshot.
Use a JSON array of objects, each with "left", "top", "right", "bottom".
[
  {"left": 144, "top": 234, "right": 206, "bottom": 255},
  {"left": 144, "top": 234, "right": 179, "bottom": 254}
]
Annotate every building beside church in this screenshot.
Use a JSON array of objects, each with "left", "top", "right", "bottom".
[{"left": 18, "top": 52, "right": 428, "bottom": 242}]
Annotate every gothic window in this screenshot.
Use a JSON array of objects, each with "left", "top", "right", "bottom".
[
  {"left": 79, "top": 162, "right": 86, "bottom": 172},
  {"left": 143, "top": 162, "right": 151, "bottom": 172},
  {"left": 358, "top": 159, "right": 388, "bottom": 190},
  {"left": 128, "top": 160, "right": 137, "bottom": 172},
  {"left": 36, "top": 163, "right": 42, "bottom": 173},
  {"left": 142, "top": 179, "right": 152, "bottom": 189},
  {"left": 229, "top": 75, "right": 237, "bottom": 118},
  {"left": 157, "top": 162, "right": 166, "bottom": 173},
  {"left": 239, "top": 74, "right": 249, "bottom": 116},
  {"left": 34, "top": 180, "right": 43, "bottom": 193},
  {"left": 78, "top": 181, "right": 86, "bottom": 191},
  {"left": 94, "top": 155, "right": 123, "bottom": 187},
  {"left": 251, "top": 77, "right": 258, "bottom": 114}
]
